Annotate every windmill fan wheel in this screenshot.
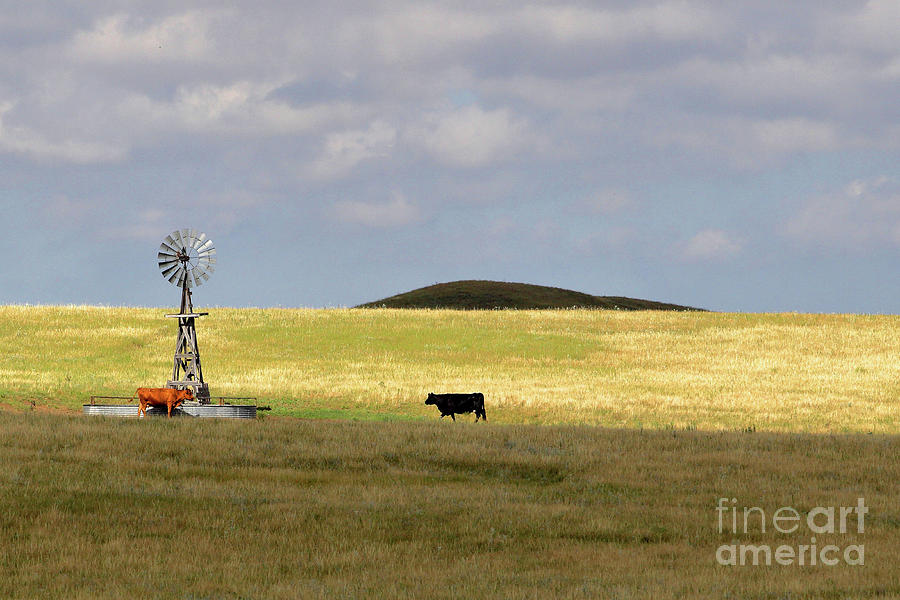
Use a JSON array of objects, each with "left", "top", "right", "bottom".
[{"left": 157, "top": 229, "right": 216, "bottom": 288}]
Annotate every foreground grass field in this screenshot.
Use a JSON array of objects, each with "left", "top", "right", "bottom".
[
  {"left": 1, "top": 306, "right": 898, "bottom": 432},
  {"left": 0, "top": 412, "right": 897, "bottom": 599}
]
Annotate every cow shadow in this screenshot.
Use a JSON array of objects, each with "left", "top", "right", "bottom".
[{"left": 139, "top": 405, "right": 192, "bottom": 417}]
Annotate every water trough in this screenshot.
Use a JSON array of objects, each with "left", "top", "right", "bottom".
[{"left": 84, "top": 397, "right": 257, "bottom": 419}]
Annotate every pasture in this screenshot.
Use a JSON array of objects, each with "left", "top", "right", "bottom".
[
  {"left": 1, "top": 413, "right": 899, "bottom": 599},
  {"left": 2, "top": 306, "right": 899, "bottom": 597},
  {"left": 1, "top": 306, "right": 898, "bottom": 432}
]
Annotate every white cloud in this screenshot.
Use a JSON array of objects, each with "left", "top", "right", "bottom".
[
  {"left": 584, "top": 189, "right": 632, "bottom": 214},
  {"left": 1, "top": 1, "right": 899, "bottom": 311},
  {"left": 352, "top": 5, "right": 498, "bottom": 64},
  {"left": 481, "top": 74, "right": 635, "bottom": 114},
  {"left": 785, "top": 177, "right": 900, "bottom": 250},
  {"left": 681, "top": 229, "right": 742, "bottom": 261},
  {"left": 41, "top": 196, "right": 98, "bottom": 224},
  {"left": 106, "top": 209, "right": 173, "bottom": 242},
  {"left": 410, "top": 105, "right": 527, "bottom": 168},
  {"left": 69, "top": 11, "right": 214, "bottom": 63},
  {"left": 574, "top": 227, "right": 640, "bottom": 255},
  {"left": 670, "top": 54, "right": 858, "bottom": 109},
  {"left": 653, "top": 116, "right": 840, "bottom": 168},
  {"left": 333, "top": 192, "right": 419, "bottom": 228},
  {"left": 827, "top": 0, "right": 900, "bottom": 54},
  {"left": 878, "top": 57, "right": 900, "bottom": 81},
  {"left": 336, "top": 2, "right": 723, "bottom": 74},
  {"left": 3, "top": 2, "right": 891, "bottom": 174},
  {"left": 308, "top": 120, "right": 396, "bottom": 180},
  {"left": 120, "top": 81, "right": 364, "bottom": 137},
  {"left": 750, "top": 118, "right": 839, "bottom": 155},
  {"left": 0, "top": 102, "right": 125, "bottom": 163},
  {"left": 173, "top": 82, "right": 262, "bottom": 122},
  {"left": 516, "top": 2, "right": 723, "bottom": 44}
]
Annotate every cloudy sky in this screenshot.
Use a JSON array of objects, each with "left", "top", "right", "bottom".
[{"left": 1, "top": 1, "right": 898, "bottom": 312}]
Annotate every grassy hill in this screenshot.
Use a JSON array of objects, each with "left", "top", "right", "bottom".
[{"left": 356, "top": 280, "right": 702, "bottom": 310}]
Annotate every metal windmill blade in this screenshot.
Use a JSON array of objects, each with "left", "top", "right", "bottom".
[
  {"left": 191, "top": 233, "right": 216, "bottom": 285},
  {"left": 158, "top": 229, "right": 216, "bottom": 289},
  {"left": 172, "top": 229, "right": 186, "bottom": 252},
  {"left": 180, "top": 228, "right": 194, "bottom": 250}
]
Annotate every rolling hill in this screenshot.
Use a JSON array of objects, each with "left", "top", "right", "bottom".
[{"left": 355, "top": 280, "right": 703, "bottom": 311}]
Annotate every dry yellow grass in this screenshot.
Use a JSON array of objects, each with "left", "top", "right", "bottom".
[
  {"left": 1, "top": 306, "right": 898, "bottom": 431},
  {"left": 3, "top": 307, "right": 899, "bottom": 598},
  {"left": 0, "top": 412, "right": 897, "bottom": 599}
]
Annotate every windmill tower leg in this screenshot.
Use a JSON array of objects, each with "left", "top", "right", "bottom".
[
  {"left": 167, "top": 315, "right": 210, "bottom": 403},
  {"left": 166, "top": 278, "right": 210, "bottom": 403}
]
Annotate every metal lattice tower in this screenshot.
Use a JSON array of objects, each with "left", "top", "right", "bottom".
[{"left": 157, "top": 229, "right": 216, "bottom": 403}]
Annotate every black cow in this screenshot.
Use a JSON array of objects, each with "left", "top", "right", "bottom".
[{"left": 425, "top": 392, "right": 487, "bottom": 421}]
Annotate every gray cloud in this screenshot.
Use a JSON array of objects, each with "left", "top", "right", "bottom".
[
  {"left": 333, "top": 192, "right": 420, "bottom": 227},
  {"left": 308, "top": 120, "right": 397, "bottom": 179},
  {"left": 3, "top": 1, "right": 897, "bottom": 169},
  {"left": 1, "top": 1, "right": 898, "bottom": 311},
  {"left": 680, "top": 229, "right": 743, "bottom": 262},
  {"left": 785, "top": 177, "right": 900, "bottom": 251},
  {"left": 407, "top": 105, "right": 530, "bottom": 168}
]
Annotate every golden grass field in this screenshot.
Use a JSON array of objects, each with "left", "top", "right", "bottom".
[
  {"left": 1, "top": 306, "right": 899, "bottom": 598},
  {"left": 1, "top": 306, "right": 898, "bottom": 432}
]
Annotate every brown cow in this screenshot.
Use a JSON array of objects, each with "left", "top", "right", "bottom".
[{"left": 135, "top": 387, "right": 194, "bottom": 418}]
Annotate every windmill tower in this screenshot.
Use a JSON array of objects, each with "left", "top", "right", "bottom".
[{"left": 157, "top": 229, "right": 216, "bottom": 403}]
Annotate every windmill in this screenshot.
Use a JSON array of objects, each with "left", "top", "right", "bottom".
[{"left": 157, "top": 229, "right": 216, "bottom": 403}]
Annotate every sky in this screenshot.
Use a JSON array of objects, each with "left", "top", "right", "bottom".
[{"left": 0, "top": 1, "right": 898, "bottom": 312}]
